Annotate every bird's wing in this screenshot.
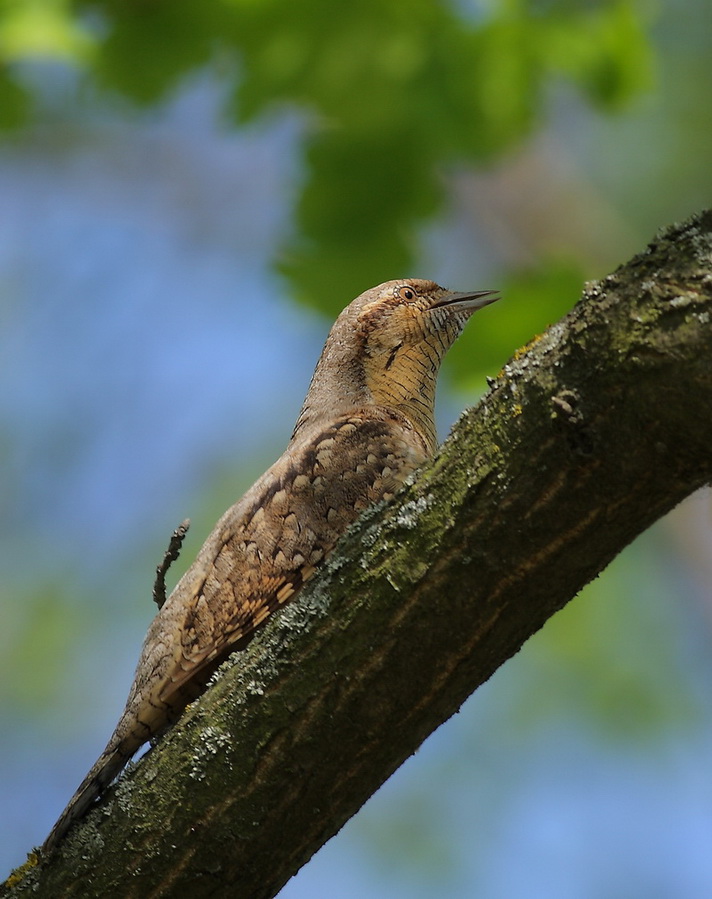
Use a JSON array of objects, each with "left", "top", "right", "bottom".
[{"left": 157, "top": 411, "right": 422, "bottom": 705}]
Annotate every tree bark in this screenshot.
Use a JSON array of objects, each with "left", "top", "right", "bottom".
[{"left": 4, "top": 210, "right": 712, "bottom": 898}]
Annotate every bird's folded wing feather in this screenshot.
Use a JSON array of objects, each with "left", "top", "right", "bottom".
[{"left": 156, "top": 411, "right": 425, "bottom": 704}]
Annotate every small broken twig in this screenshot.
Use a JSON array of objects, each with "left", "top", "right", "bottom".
[{"left": 152, "top": 518, "right": 191, "bottom": 610}]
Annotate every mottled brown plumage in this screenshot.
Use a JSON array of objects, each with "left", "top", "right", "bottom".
[{"left": 43, "top": 278, "right": 497, "bottom": 851}]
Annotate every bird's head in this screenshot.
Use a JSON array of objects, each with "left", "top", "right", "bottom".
[{"left": 292, "top": 279, "right": 498, "bottom": 451}]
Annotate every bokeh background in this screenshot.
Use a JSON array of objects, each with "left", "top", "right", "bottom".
[{"left": 1, "top": 1, "right": 712, "bottom": 895}]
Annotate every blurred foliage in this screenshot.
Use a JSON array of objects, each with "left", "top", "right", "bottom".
[
  {"left": 0, "top": 0, "right": 654, "bottom": 313},
  {"left": 0, "top": 0, "right": 92, "bottom": 61},
  {"left": 519, "top": 532, "right": 701, "bottom": 741},
  {"left": 0, "top": 66, "right": 26, "bottom": 126},
  {"left": 0, "top": 581, "right": 86, "bottom": 712}
]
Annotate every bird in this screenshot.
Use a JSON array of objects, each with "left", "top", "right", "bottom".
[{"left": 42, "top": 278, "right": 498, "bottom": 852}]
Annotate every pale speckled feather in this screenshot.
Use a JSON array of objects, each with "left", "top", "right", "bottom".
[{"left": 42, "top": 278, "right": 497, "bottom": 851}]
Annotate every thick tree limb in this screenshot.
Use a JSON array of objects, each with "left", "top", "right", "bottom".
[{"left": 5, "top": 211, "right": 712, "bottom": 898}]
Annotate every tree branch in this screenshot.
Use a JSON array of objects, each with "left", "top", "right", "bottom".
[
  {"left": 5, "top": 211, "right": 712, "bottom": 898},
  {"left": 152, "top": 518, "right": 191, "bottom": 610}
]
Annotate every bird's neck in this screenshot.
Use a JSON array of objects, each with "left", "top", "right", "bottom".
[
  {"left": 363, "top": 346, "right": 440, "bottom": 457},
  {"left": 291, "top": 336, "right": 442, "bottom": 457}
]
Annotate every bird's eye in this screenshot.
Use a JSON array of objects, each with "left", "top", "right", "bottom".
[{"left": 398, "top": 285, "right": 416, "bottom": 301}]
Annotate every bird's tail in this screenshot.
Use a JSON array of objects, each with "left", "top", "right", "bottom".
[{"left": 42, "top": 736, "right": 136, "bottom": 853}]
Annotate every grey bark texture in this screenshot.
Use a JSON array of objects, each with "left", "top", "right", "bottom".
[{"left": 4, "top": 209, "right": 712, "bottom": 898}]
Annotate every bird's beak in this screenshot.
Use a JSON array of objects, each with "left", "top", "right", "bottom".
[{"left": 433, "top": 289, "right": 499, "bottom": 312}]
